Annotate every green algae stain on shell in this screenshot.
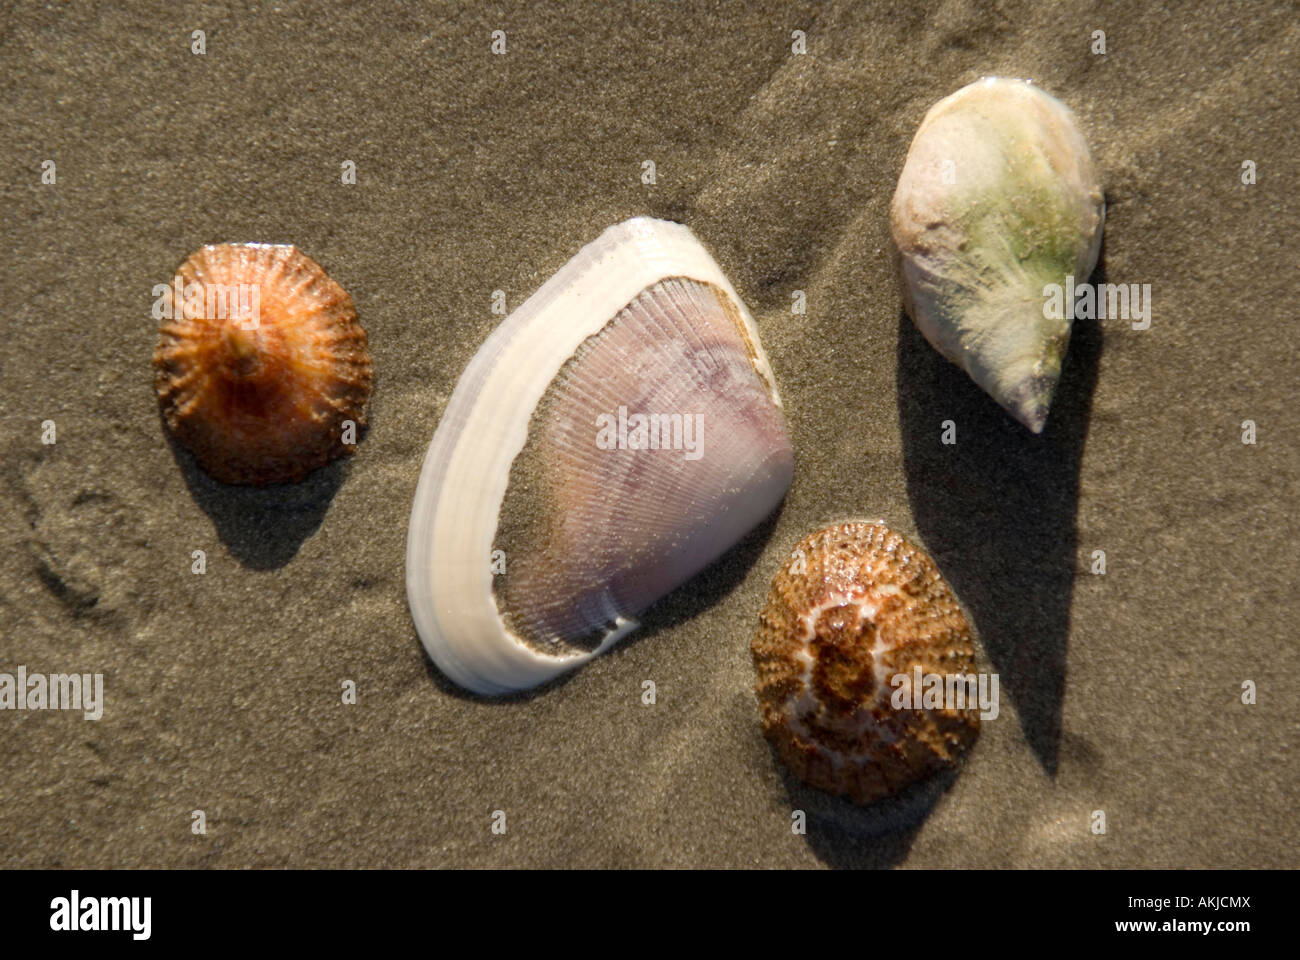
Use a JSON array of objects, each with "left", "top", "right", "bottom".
[{"left": 890, "top": 77, "right": 1105, "bottom": 433}]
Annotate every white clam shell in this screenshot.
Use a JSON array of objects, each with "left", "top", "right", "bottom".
[
  {"left": 407, "top": 218, "right": 794, "bottom": 695},
  {"left": 890, "top": 77, "right": 1105, "bottom": 432}
]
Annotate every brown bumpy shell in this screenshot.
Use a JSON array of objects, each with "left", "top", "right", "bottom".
[
  {"left": 153, "top": 244, "right": 372, "bottom": 485},
  {"left": 752, "top": 521, "right": 980, "bottom": 805}
]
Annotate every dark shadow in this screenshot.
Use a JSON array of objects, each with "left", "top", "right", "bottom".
[
  {"left": 896, "top": 257, "right": 1105, "bottom": 776},
  {"left": 417, "top": 501, "right": 786, "bottom": 703},
  {"left": 167, "top": 429, "right": 347, "bottom": 569},
  {"left": 779, "top": 747, "right": 960, "bottom": 868}
]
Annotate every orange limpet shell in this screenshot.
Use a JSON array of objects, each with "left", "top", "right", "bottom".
[
  {"left": 752, "top": 521, "right": 980, "bottom": 805},
  {"left": 153, "top": 244, "right": 372, "bottom": 485}
]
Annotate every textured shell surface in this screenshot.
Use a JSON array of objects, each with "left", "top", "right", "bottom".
[
  {"left": 153, "top": 243, "right": 372, "bottom": 485},
  {"left": 890, "top": 77, "right": 1105, "bottom": 433},
  {"left": 752, "top": 521, "right": 980, "bottom": 806},
  {"left": 407, "top": 218, "right": 794, "bottom": 696}
]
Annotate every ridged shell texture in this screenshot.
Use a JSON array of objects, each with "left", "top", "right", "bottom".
[
  {"left": 752, "top": 521, "right": 979, "bottom": 805},
  {"left": 153, "top": 243, "right": 372, "bottom": 485},
  {"left": 494, "top": 275, "right": 793, "bottom": 653}
]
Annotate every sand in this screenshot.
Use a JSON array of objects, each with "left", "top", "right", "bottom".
[{"left": 1, "top": 0, "right": 1295, "bottom": 868}]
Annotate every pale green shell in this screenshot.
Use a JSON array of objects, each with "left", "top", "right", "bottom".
[{"left": 890, "top": 77, "right": 1104, "bottom": 432}]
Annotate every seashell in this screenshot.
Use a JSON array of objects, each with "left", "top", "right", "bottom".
[
  {"left": 153, "top": 243, "right": 372, "bottom": 485},
  {"left": 407, "top": 218, "right": 794, "bottom": 696},
  {"left": 890, "top": 77, "right": 1104, "bottom": 433},
  {"left": 751, "top": 521, "right": 979, "bottom": 805}
]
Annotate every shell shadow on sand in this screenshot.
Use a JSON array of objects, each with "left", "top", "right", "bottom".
[
  {"left": 165, "top": 426, "right": 352, "bottom": 570},
  {"left": 895, "top": 256, "right": 1106, "bottom": 776},
  {"left": 777, "top": 745, "right": 961, "bottom": 868}
]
